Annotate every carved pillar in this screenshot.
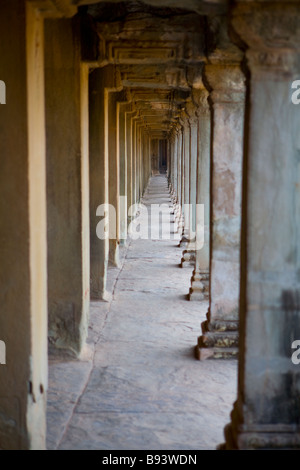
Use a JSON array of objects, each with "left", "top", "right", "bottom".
[
  {"left": 175, "top": 124, "right": 183, "bottom": 231},
  {"left": 189, "top": 112, "right": 198, "bottom": 246},
  {"left": 171, "top": 129, "right": 178, "bottom": 203},
  {"left": 189, "top": 87, "right": 211, "bottom": 300},
  {"left": 196, "top": 63, "right": 245, "bottom": 359},
  {"left": 179, "top": 115, "right": 190, "bottom": 245},
  {"left": 167, "top": 138, "right": 171, "bottom": 182},
  {"left": 181, "top": 105, "right": 198, "bottom": 267},
  {"left": 179, "top": 121, "right": 186, "bottom": 233},
  {"left": 223, "top": 2, "right": 300, "bottom": 449}
]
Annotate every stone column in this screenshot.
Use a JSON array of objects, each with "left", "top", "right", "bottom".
[
  {"left": 45, "top": 17, "right": 90, "bottom": 356},
  {"left": 118, "top": 101, "right": 131, "bottom": 245},
  {"left": 135, "top": 123, "right": 140, "bottom": 203},
  {"left": 189, "top": 113, "right": 198, "bottom": 245},
  {"left": 125, "top": 110, "right": 137, "bottom": 220},
  {"left": 0, "top": 0, "right": 63, "bottom": 450},
  {"left": 89, "top": 66, "right": 122, "bottom": 299},
  {"left": 142, "top": 131, "right": 151, "bottom": 191},
  {"left": 196, "top": 64, "right": 245, "bottom": 359},
  {"left": 189, "top": 88, "right": 211, "bottom": 301},
  {"left": 223, "top": 1, "right": 300, "bottom": 449},
  {"left": 149, "top": 134, "right": 152, "bottom": 181},
  {"left": 167, "top": 139, "right": 171, "bottom": 181},
  {"left": 171, "top": 131, "right": 178, "bottom": 201},
  {"left": 107, "top": 92, "right": 119, "bottom": 267},
  {"left": 179, "top": 124, "right": 185, "bottom": 233},
  {"left": 179, "top": 116, "right": 190, "bottom": 246},
  {"left": 132, "top": 116, "right": 139, "bottom": 211},
  {"left": 181, "top": 106, "right": 198, "bottom": 267},
  {"left": 108, "top": 90, "right": 125, "bottom": 267},
  {"left": 137, "top": 123, "right": 143, "bottom": 200},
  {"left": 175, "top": 125, "right": 183, "bottom": 229}
]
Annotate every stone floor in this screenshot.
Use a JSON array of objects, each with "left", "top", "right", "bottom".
[{"left": 47, "top": 175, "right": 237, "bottom": 451}]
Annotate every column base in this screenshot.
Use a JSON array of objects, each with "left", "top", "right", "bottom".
[
  {"left": 195, "top": 345, "right": 238, "bottom": 360},
  {"left": 91, "top": 289, "right": 112, "bottom": 303},
  {"left": 179, "top": 234, "right": 189, "bottom": 247},
  {"left": 196, "top": 319, "right": 239, "bottom": 360},
  {"left": 109, "top": 242, "right": 121, "bottom": 268},
  {"left": 189, "top": 271, "right": 209, "bottom": 300},
  {"left": 180, "top": 250, "right": 195, "bottom": 267},
  {"left": 220, "top": 422, "right": 300, "bottom": 450}
]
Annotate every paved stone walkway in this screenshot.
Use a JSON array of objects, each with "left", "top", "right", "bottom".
[{"left": 47, "top": 175, "right": 237, "bottom": 450}]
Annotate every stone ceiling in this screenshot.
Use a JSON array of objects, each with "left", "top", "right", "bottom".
[{"left": 78, "top": 0, "right": 229, "bottom": 139}]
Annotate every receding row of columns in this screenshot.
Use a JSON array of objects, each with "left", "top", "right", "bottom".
[
  {"left": 167, "top": 2, "right": 300, "bottom": 450},
  {"left": 0, "top": 2, "right": 153, "bottom": 449},
  {"left": 168, "top": 66, "right": 243, "bottom": 359},
  {"left": 1, "top": 0, "right": 300, "bottom": 451}
]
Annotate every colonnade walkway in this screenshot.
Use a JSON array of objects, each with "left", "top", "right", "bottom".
[{"left": 47, "top": 175, "right": 237, "bottom": 450}]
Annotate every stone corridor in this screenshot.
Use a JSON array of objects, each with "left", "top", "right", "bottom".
[
  {"left": 1, "top": 0, "right": 300, "bottom": 451},
  {"left": 47, "top": 175, "right": 237, "bottom": 450}
]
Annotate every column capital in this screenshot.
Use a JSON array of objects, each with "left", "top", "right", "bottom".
[
  {"left": 231, "top": 2, "right": 300, "bottom": 78},
  {"left": 184, "top": 100, "right": 199, "bottom": 127},
  {"left": 192, "top": 88, "right": 210, "bottom": 117},
  {"left": 125, "top": 108, "right": 137, "bottom": 119},
  {"left": 174, "top": 122, "right": 183, "bottom": 135},
  {"left": 178, "top": 109, "right": 190, "bottom": 129},
  {"left": 204, "top": 64, "right": 246, "bottom": 104}
]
